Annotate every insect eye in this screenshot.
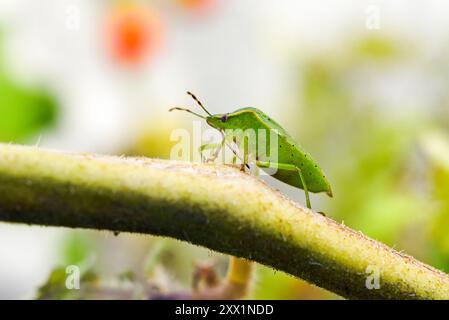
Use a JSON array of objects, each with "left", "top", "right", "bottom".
[{"left": 220, "top": 114, "right": 228, "bottom": 122}]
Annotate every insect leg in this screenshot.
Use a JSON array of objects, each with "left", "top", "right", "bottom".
[
  {"left": 221, "top": 134, "right": 250, "bottom": 170},
  {"left": 210, "top": 131, "right": 227, "bottom": 162},
  {"left": 256, "top": 161, "right": 312, "bottom": 209},
  {"left": 199, "top": 142, "right": 223, "bottom": 162},
  {"left": 297, "top": 168, "right": 311, "bottom": 209},
  {"left": 211, "top": 138, "right": 225, "bottom": 161}
]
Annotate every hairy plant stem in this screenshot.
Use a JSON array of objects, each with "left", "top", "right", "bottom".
[{"left": 0, "top": 143, "right": 448, "bottom": 299}]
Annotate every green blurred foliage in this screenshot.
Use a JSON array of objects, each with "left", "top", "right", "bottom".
[
  {"left": 251, "top": 266, "right": 337, "bottom": 300},
  {"left": 36, "top": 266, "right": 98, "bottom": 300},
  {"left": 0, "top": 29, "right": 58, "bottom": 142},
  {"left": 126, "top": 116, "right": 181, "bottom": 159},
  {"left": 422, "top": 132, "right": 449, "bottom": 271},
  {"left": 352, "top": 35, "right": 402, "bottom": 62},
  {"left": 0, "top": 70, "right": 58, "bottom": 142},
  {"left": 37, "top": 232, "right": 100, "bottom": 299},
  {"left": 61, "top": 232, "right": 97, "bottom": 266},
  {"left": 292, "top": 35, "right": 428, "bottom": 247}
]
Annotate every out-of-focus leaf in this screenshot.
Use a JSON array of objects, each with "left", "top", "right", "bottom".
[
  {"left": 0, "top": 71, "right": 58, "bottom": 142},
  {"left": 35, "top": 267, "right": 98, "bottom": 300},
  {"left": 144, "top": 239, "right": 169, "bottom": 276},
  {"left": 127, "top": 117, "right": 183, "bottom": 159},
  {"left": 328, "top": 119, "right": 428, "bottom": 245},
  {"left": 251, "top": 266, "right": 337, "bottom": 300},
  {"left": 118, "top": 270, "right": 135, "bottom": 282},
  {"left": 352, "top": 35, "right": 400, "bottom": 62},
  {"left": 421, "top": 131, "right": 449, "bottom": 270},
  {"left": 61, "top": 232, "right": 96, "bottom": 266}
]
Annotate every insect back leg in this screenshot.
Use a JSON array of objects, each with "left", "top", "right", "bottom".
[{"left": 256, "top": 161, "right": 312, "bottom": 209}]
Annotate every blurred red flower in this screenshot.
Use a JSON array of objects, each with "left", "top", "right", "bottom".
[
  {"left": 177, "top": 0, "right": 216, "bottom": 15},
  {"left": 103, "top": 3, "right": 163, "bottom": 66}
]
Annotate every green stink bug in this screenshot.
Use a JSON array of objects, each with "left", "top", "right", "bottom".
[{"left": 170, "top": 92, "right": 332, "bottom": 209}]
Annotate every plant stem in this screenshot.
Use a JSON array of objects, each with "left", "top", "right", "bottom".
[{"left": 0, "top": 143, "right": 448, "bottom": 299}]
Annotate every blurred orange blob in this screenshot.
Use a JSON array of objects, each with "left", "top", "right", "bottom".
[
  {"left": 177, "top": 0, "right": 216, "bottom": 14},
  {"left": 103, "top": 3, "right": 163, "bottom": 66}
]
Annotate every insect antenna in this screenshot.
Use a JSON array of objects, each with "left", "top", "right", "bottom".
[
  {"left": 169, "top": 107, "right": 206, "bottom": 119},
  {"left": 187, "top": 91, "right": 212, "bottom": 116}
]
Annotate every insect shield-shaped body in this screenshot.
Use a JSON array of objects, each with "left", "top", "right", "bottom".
[{"left": 170, "top": 92, "right": 332, "bottom": 209}]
